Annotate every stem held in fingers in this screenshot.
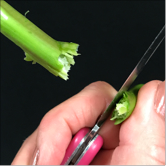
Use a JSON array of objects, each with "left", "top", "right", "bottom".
[{"left": 111, "top": 84, "right": 143, "bottom": 125}]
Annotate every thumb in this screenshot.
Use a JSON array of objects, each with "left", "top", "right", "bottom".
[{"left": 112, "top": 80, "right": 165, "bottom": 165}]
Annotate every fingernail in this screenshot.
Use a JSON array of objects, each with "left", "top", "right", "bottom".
[
  {"left": 31, "top": 149, "right": 39, "bottom": 165},
  {"left": 154, "top": 81, "right": 165, "bottom": 117}
]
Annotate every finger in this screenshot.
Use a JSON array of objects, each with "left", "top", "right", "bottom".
[
  {"left": 91, "top": 149, "right": 114, "bottom": 165},
  {"left": 30, "top": 81, "right": 117, "bottom": 165},
  {"left": 91, "top": 119, "right": 120, "bottom": 165},
  {"left": 98, "top": 115, "right": 120, "bottom": 149},
  {"left": 111, "top": 80, "right": 165, "bottom": 165},
  {"left": 11, "top": 129, "right": 38, "bottom": 165}
]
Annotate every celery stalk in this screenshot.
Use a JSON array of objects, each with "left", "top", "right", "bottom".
[
  {"left": 0, "top": 0, "right": 79, "bottom": 80},
  {"left": 111, "top": 84, "right": 143, "bottom": 125}
]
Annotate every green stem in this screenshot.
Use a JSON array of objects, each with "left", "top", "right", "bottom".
[
  {"left": 0, "top": 0, "right": 79, "bottom": 80},
  {"left": 111, "top": 84, "right": 143, "bottom": 125}
]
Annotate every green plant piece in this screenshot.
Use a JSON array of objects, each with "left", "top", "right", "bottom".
[
  {"left": 111, "top": 84, "right": 143, "bottom": 125},
  {"left": 0, "top": 0, "right": 79, "bottom": 80}
]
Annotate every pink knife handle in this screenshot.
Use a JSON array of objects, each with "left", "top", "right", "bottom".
[
  {"left": 77, "top": 132, "right": 103, "bottom": 165},
  {"left": 61, "top": 127, "right": 103, "bottom": 165},
  {"left": 61, "top": 128, "right": 90, "bottom": 165}
]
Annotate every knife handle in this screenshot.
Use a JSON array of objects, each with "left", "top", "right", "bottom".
[{"left": 61, "top": 127, "right": 103, "bottom": 165}]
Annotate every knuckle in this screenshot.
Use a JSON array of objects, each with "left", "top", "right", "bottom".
[
  {"left": 88, "top": 81, "right": 111, "bottom": 90},
  {"left": 37, "top": 110, "right": 57, "bottom": 134}
]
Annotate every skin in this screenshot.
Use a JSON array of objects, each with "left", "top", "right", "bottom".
[{"left": 11, "top": 80, "right": 165, "bottom": 165}]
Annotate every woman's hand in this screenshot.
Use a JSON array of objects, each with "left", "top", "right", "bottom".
[{"left": 12, "top": 80, "right": 165, "bottom": 165}]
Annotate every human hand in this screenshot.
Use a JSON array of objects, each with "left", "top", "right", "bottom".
[{"left": 11, "top": 80, "right": 165, "bottom": 165}]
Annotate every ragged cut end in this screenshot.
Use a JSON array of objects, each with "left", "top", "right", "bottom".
[
  {"left": 57, "top": 42, "right": 80, "bottom": 80},
  {"left": 111, "top": 93, "right": 129, "bottom": 118},
  {"left": 110, "top": 92, "right": 129, "bottom": 124},
  {"left": 116, "top": 100, "right": 129, "bottom": 115},
  {"left": 24, "top": 42, "right": 80, "bottom": 80}
]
